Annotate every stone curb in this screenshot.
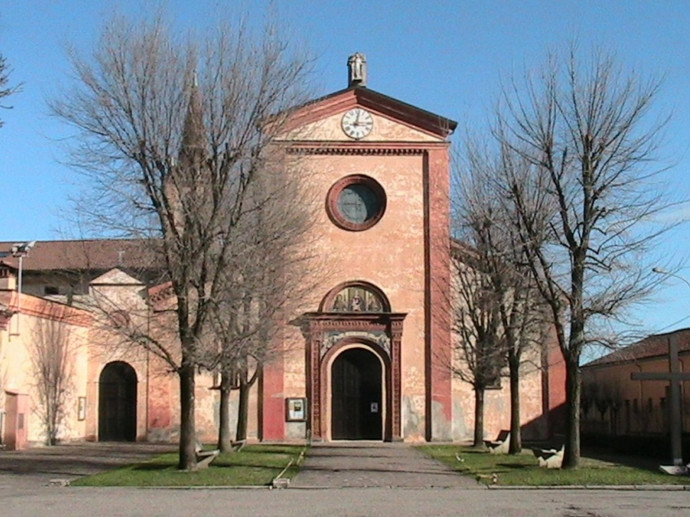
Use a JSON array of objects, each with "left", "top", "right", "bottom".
[
  {"left": 486, "top": 484, "right": 690, "bottom": 491},
  {"left": 59, "top": 483, "right": 689, "bottom": 491},
  {"left": 286, "top": 485, "right": 486, "bottom": 490}
]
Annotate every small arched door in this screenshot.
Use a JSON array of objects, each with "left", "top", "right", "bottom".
[
  {"left": 98, "top": 361, "right": 137, "bottom": 441},
  {"left": 331, "top": 348, "right": 382, "bottom": 440}
]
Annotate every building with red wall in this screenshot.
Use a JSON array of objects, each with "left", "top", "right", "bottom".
[{"left": 0, "top": 55, "right": 565, "bottom": 447}]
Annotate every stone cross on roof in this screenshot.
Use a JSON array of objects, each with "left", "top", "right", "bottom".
[{"left": 631, "top": 337, "right": 690, "bottom": 468}]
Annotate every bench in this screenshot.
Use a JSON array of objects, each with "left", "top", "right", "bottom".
[
  {"left": 659, "top": 464, "right": 689, "bottom": 476},
  {"left": 532, "top": 445, "right": 564, "bottom": 469},
  {"left": 232, "top": 439, "right": 246, "bottom": 452},
  {"left": 194, "top": 440, "right": 220, "bottom": 471},
  {"left": 484, "top": 430, "right": 510, "bottom": 454}
]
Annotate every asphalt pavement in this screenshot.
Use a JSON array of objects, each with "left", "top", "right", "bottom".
[{"left": 1, "top": 441, "right": 689, "bottom": 517}]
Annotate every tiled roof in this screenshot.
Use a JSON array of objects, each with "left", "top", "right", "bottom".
[
  {"left": 284, "top": 86, "right": 457, "bottom": 139},
  {"left": 0, "top": 290, "right": 92, "bottom": 327},
  {"left": 584, "top": 328, "right": 690, "bottom": 367},
  {"left": 148, "top": 281, "right": 175, "bottom": 311},
  {"left": 0, "top": 239, "right": 163, "bottom": 272}
]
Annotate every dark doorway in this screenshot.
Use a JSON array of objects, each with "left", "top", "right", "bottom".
[
  {"left": 331, "top": 348, "right": 382, "bottom": 440},
  {"left": 99, "top": 361, "right": 137, "bottom": 441}
]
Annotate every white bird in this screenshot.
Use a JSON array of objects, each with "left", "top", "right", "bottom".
[{"left": 455, "top": 453, "right": 465, "bottom": 463}]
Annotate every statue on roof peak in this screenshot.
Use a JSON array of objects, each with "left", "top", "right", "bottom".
[{"left": 348, "top": 53, "right": 367, "bottom": 88}]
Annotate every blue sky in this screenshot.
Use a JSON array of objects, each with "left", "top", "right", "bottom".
[{"left": 2, "top": 0, "right": 690, "bottom": 338}]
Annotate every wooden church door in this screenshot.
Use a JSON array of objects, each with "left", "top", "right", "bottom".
[{"left": 331, "top": 348, "right": 382, "bottom": 440}]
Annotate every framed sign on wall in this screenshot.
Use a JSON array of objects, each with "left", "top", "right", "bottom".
[{"left": 285, "top": 397, "right": 307, "bottom": 422}]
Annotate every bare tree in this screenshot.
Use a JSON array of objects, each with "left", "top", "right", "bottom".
[
  {"left": 494, "top": 47, "right": 670, "bottom": 468},
  {"left": 449, "top": 244, "right": 505, "bottom": 448},
  {"left": 204, "top": 159, "right": 319, "bottom": 451},
  {"left": 28, "top": 306, "right": 79, "bottom": 445},
  {"left": 500, "top": 282, "right": 549, "bottom": 454},
  {"left": 0, "top": 52, "right": 21, "bottom": 128},
  {"left": 51, "top": 13, "right": 313, "bottom": 470},
  {"left": 454, "top": 140, "right": 549, "bottom": 453}
]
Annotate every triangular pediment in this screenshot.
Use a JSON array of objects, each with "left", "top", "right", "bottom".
[
  {"left": 90, "top": 268, "right": 144, "bottom": 287},
  {"left": 281, "top": 87, "right": 456, "bottom": 143}
]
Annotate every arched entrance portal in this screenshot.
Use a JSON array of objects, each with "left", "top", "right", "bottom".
[
  {"left": 331, "top": 347, "right": 382, "bottom": 440},
  {"left": 298, "top": 280, "right": 406, "bottom": 441},
  {"left": 98, "top": 361, "right": 137, "bottom": 441}
]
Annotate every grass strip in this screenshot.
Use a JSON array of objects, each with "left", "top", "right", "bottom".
[
  {"left": 418, "top": 445, "right": 690, "bottom": 486},
  {"left": 71, "top": 444, "right": 305, "bottom": 487}
]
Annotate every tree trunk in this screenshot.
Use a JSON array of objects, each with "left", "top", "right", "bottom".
[
  {"left": 473, "top": 387, "right": 485, "bottom": 448},
  {"left": 562, "top": 353, "right": 581, "bottom": 469},
  {"left": 178, "top": 362, "right": 197, "bottom": 470},
  {"left": 236, "top": 378, "right": 251, "bottom": 442},
  {"left": 217, "top": 370, "right": 234, "bottom": 452},
  {"left": 508, "top": 353, "right": 522, "bottom": 454},
  {"left": 563, "top": 251, "right": 586, "bottom": 469},
  {"left": 236, "top": 361, "right": 260, "bottom": 442},
  {"left": 48, "top": 402, "right": 58, "bottom": 445}
]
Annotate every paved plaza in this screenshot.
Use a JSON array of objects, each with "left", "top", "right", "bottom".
[
  {"left": 0, "top": 442, "right": 174, "bottom": 490},
  {"left": 1, "top": 442, "right": 689, "bottom": 516},
  {"left": 291, "top": 442, "right": 479, "bottom": 488}
]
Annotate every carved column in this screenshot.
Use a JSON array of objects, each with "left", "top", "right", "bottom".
[
  {"left": 309, "top": 324, "right": 324, "bottom": 441},
  {"left": 390, "top": 318, "right": 404, "bottom": 441}
]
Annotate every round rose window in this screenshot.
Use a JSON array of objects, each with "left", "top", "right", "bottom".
[{"left": 327, "top": 175, "right": 386, "bottom": 231}]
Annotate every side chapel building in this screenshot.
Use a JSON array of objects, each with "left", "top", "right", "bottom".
[
  {"left": 582, "top": 328, "right": 690, "bottom": 440},
  {"left": 0, "top": 54, "right": 565, "bottom": 449}
]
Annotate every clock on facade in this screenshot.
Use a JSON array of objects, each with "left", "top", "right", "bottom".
[{"left": 341, "top": 108, "right": 374, "bottom": 139}]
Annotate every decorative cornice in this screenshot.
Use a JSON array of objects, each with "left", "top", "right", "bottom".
[
  {"left": 297, "top": 311, "right": 407, "bottom": 326},
  {"left": 285, "top": 145, "right": 426, "bottom": 156},
  {"left": 322, "top": 330, "right": 391, "bottom": 358}
]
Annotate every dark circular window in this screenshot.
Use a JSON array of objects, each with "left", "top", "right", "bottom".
[
  {"left": 338, "top": 184, "right": 379, "bottom": 224},
  {"left": 327, "top": 175, "right": 386, "bottom": 231}
]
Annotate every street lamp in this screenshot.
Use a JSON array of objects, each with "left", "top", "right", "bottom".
[
  {"left": 11, "top": 241, "right": 36, "bottom": 297},
  {"left": 9, "top": 241, "right": 35, "bottom": 334}
]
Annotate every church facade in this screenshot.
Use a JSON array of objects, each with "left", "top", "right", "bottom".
[
  {"left": 266, "top": 53, "right": 457, "bottom": 442},
  {"left": 0, "top": 55, "right": 565, "bottom": 448}
]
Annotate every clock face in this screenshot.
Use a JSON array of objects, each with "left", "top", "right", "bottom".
[{"left": 341, "top": 108, "right": 373, "bottom": 139}]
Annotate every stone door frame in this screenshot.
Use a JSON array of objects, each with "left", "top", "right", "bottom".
[{"left": 298, "top": 312, "right": 405, "bottom": 441}]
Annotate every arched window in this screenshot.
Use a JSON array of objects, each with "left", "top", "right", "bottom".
[{"left": 321, "top": 281, "right": 390, "bottom": 313}]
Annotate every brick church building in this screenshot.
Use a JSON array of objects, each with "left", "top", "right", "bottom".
[{"left": 0, "top": 54, "right": 565, "bottom": 449}]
